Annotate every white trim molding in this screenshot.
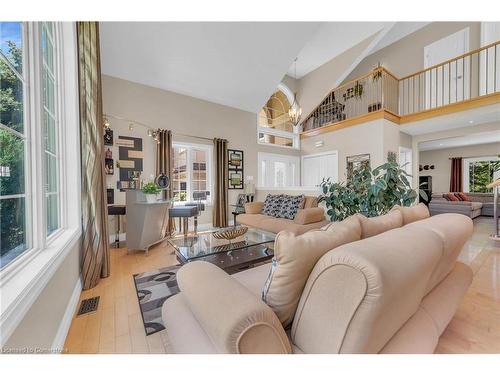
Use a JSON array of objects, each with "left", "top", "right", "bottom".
[
  {"left": 0, "top": 22, "right": 81, "bottom": 347},
  {"left": 51, "top": 276, "right": 82, "bottom": 352}
]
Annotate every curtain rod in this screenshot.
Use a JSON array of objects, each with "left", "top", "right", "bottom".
[{"left": 103, "top": 113, "right": 214, "bottom": 142}]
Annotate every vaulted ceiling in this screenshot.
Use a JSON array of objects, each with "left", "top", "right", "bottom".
[{"left": 100, "top": 22, "right": 430, "bottom": 113}]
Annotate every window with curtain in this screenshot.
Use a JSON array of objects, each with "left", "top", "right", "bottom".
[
  {"left": 0, "top": 22, "right": 62, "bottom": 269},
  {"left": 172, "top": 143, "right": 212, "bottom": 204}
]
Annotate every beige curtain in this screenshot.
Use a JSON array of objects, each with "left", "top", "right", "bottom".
[
  {"left": 213, "top": 138, "right": 229, "bottom": 227},
  {"left": 156, "top": 129, "right": 175, "bottom": 234},
  {"left": 77, "top": 22, "right": 110, "bottom": 290}
]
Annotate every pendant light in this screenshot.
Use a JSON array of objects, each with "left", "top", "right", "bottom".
[{"left": 288, "top": 57, "right": 302, "bottom": 127}]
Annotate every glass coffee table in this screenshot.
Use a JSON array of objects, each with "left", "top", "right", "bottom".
[{"left": 169, "top": 227, "right": 275, "bottom": 274}]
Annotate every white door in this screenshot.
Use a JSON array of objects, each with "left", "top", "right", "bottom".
[
  {"left": 301, "top": 151, "right": 338, "bottom": 188},
  {"left": 480, "top": 22, "right": 500, "bottom": 95},
  {"left": 424, "top": 28, "right": 469, "bottom": 108}
]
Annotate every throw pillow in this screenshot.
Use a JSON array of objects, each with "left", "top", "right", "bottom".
[
  {"left": 456, "top": 192, "right": 471, "bottom": 201},
  {"left": 278, "top": 194, "right": 305, "bottom": 220},
  {"left": 445, "top": 193, "right": 460, "bottom": 201},
  {"left": 262, "top": 194, "right": 283, "bottom": 217},
  {"left": 262, "top": 214, "right": 362, "bottom": 327}
]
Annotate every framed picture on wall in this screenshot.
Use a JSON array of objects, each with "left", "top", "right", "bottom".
[
  {"left": 104, "top": 128, "right": 114, "bottom": 146},
  {"left": 228, "top": 149, "right": 244, "bottom": 189},
  {"left": 346, "top": 153, "right": 370, "bottom": 181},
  {"left": 228, "top": 149, "right": 243, "bottom": 168},
  {"left": 229, "top": 170, "right": 244, "bottom": 189}
]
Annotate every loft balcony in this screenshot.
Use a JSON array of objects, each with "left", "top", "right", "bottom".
[{"left": 300, "top": 40, "right": 500, "bottom": 138}]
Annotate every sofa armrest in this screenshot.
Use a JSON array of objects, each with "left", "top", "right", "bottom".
[
  {"left": 244, "top": 201, "right": 264, "bottom": 214},
  {"left": 176, "top": 261, "right": 291, "bottom": 354},
  {"left": 293, "top": 207, "right": 325, "bottom": 225}
]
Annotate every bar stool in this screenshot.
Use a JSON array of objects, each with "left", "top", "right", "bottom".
[
  {"left": 168, "top": 206, "right": 199, "bottom": 237},
  {"left": 107, "top": 205, "right": 126, "bottom": 248}
]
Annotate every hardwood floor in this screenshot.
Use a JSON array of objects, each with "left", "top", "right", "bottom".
[
  {"left": 64, "top": 242, "right": 178, "bottom": 353},
  {"left": 64, "top": 218, "right": 500, "bottom": 354}
]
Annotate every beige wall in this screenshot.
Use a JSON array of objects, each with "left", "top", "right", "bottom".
[
  {"left": 102, "top": 75, "right": 300, "bottom": 228},
  {"left": 345, "top": 22, "right": 481, "bottom": 80},
  {"left": 419, "top": 142, "right": 500, "bottom": 193},
  {"left": 300, "top": 119, "right": 405, "bottom": 183},
  {"left": 297, "top": 34, "right": 378, "bottom": 119},
  {"left": 4, "top": 240, "right": 81, "bottom": 351}
]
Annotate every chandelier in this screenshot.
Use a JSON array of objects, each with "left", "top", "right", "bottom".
[{"left": 288, "top": 58, "right": 302, "bottom": 127}]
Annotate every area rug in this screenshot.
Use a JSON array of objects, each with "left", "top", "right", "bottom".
[{"left": 133, "top": 265, "right": 181, "bottom": 335}]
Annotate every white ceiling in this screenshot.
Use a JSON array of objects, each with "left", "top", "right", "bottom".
[
  {"left": 287, "top": 22, "right": 430, "bottom": 78},
  {"left": 419, "top": 130, "right": 500, "bottom": 151},
  {"left": 99, "top": 22, "right": 321, "bottom": 113},
  {"left": 401, "top": 103, "right": 500, "bottom": 136},
  {"left": 100, "top": 22, "right": 431, "bottom": 113}
]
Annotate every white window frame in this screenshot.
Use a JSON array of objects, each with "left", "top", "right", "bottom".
[
  {"left": 172, "top": 142, "right": 213, "bottom": 206},
  {"left": 257, "top": 152, "right": 300, "bottom": 189},
  {"left": 463, "top": 155, "right": 500, "bottom": 193},
  {"left": 0, "top": 22, "right": 81, "bottom": 347}
]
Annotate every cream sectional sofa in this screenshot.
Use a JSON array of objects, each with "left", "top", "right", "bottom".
[
  {"left": 236, "top": 195, "right": 329, "bottom": 235},
  {"left": 162, "top": 204, "right": 473, "bottom": 354}
]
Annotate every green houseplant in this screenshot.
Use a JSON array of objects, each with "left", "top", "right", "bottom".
[
  {"left": 318, "top": 152, "right": 427, "bottom": 221},
  {"left": 142, "top": 182, "right": 162, "bottom": 203}
]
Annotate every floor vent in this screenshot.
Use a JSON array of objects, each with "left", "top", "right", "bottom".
[{"left": 77, "top": 296, "right": 100, "bottom": 316}]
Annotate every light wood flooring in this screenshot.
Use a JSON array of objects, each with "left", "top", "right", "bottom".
[{"left": 64, "top": 218, "right": 500, "bottom": 354}]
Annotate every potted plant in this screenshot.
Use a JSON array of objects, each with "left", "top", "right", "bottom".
[
  {"left": 318, "top": 152, "right": 428, "bottom": 221},
  {"left": 142, "top": 182, "right": 161, "bottom": 203}
]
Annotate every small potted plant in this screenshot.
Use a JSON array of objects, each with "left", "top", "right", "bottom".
[{"left": 142, "top": 182, "right": 161, "bottom": 203}]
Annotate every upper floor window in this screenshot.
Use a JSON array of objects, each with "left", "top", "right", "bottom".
[
  {"left": 0, "top": 22, "right": 62, "bottom": 269},
  {"left": 172, "top": 143, "right": 212, "bottom": 204},
  {"left": 257, "top": 85, "right": 299, "bottom": 149},
  {"left": 464, "top": 156, "right": 500, "bottom": 193}
]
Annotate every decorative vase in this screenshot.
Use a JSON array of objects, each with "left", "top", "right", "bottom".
[{"left": 145, "top": 194, "right": 157, "bottom": 203}]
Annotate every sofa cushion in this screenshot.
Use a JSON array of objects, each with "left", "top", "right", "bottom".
[
  {"left": 390, "top": 203, "right": 430, "bottom": 225},
  {"left": 357, "top": 210, "right": 404, "bottom": 239},
  {"left": 262, "top": 215, "right": 362, "bottom": 327},
  {"left": 293, "top": 207, "right": 325, "bottom": 225},
  {"left": 262, "top": 194, "right": 283, "bottom": 217},
  {"left": 278, "top": 194, "right": 305, "bottom": 220},
  {"left": 303, "top": 196, "right": 318, "bottom": 209}
]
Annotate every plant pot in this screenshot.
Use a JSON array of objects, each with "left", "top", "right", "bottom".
[{"left": 145, "top": 194, "right": 157, "bottom": 203}]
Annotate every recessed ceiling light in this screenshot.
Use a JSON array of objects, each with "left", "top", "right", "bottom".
[
  {"left": 439, "top": 143, "right": 444, "bottom": 146},
  {"left": 469, "top": 120, "right": 474, "bottom": 124}
]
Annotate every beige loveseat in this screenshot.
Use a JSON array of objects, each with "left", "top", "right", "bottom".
[
  {"left": 236, "top": 195, "right": 329, "bottom": 235},
  {"left": 162, "top": 205, "right": 473, "bottom": 354}
]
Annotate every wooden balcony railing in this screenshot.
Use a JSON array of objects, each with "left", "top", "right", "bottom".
[
  {"left": 301, "top": 40, "right": 500, "bottom": 135},
  {"left": 399, "top": 40, "right": 500, "bottom": 115}
]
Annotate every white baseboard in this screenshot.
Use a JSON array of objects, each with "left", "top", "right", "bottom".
[{"left": 51, "top": 276, "right": 82, "bottom": 352}]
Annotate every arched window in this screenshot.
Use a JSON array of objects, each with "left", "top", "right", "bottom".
[{"left": 257, "top": 84, "right": 299, "bottom": 149}]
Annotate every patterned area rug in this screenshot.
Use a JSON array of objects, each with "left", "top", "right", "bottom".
[{"left": 133, "top": 265, "right": 181, "bottom": 335}]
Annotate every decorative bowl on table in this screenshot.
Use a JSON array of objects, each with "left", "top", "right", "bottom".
[{"left": 212, "top": 225, "right": 248, "bottom": 243}]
